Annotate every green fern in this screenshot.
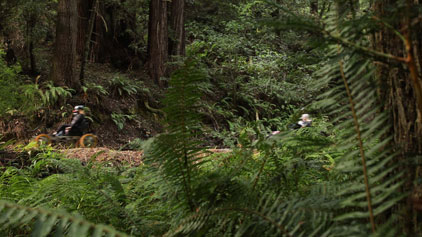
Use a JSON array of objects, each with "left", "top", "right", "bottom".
[
  {"left": 146, "top": 58, "right": 208, "bottom": 211},
  {"left": 0, "top": 200, "right": 128, "bottom": 237},
  {"left": 109, "top": 74, "right": 149, "bottom": 98},
  {"left": 1, "top": 151, "right": 137, "bottom": 236},
  {"left": 310, "top": 3, "right": 406, "bottom": 234},
  {"left": 82, "top": 83, "right": 109, "bottom": 96},
  {"left": 111, "top": 112, "right": 137, "bottom": 130},
  {"left": 42, "top": 82, "right": 74, "bottom": 106},
  {"left": 168, "top": 185, "right": 337, "bottom": 237},
  {"left": 21, "top": 81, "right": 73, "bottom": 114},
  {"left": 0, "top": 50, "right": 22, "bottom": 116},
  {"left": 82, "top": 82, "right": 109, "bottom": 104}
]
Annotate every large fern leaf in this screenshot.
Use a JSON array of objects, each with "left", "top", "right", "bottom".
[
  {"left": 311, "top": 4, "right": 406, "bottom": 234},
  {"left": 167, "top": 185, "right": 337, "bottom": 237},
  {"left": 0, "top": 200, "right": 128, "bottom": 237},
  {"left": 146, "top": 59, "right": 208, "bottom": 210}
]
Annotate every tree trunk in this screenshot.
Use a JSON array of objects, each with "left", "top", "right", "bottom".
[
  {"left": 77, "top": 0, "right": 93, "bottom": 59},
  {"left": 374, "top": 1, "right": 422, "bottom": 159},
  {"left": 79, "top": 0, "right": 98, "bottom": 84},
  {"left": 27, "top": 15, "right": 37, "bottom": 75},
  {"left": 310, "top": 0, "right": 318, "bottom": 15},
  {"left": 373, "top": 0, "right": 422, "bottom": 235},
  {"left": 169, "top": 0, "right": 185, "bottom": 56},
  {"left": 147, "top": 0, "right": 168, "bottom": 87},
  {"left": 50, "top": 0, "right": 80, "bottom": 91}
]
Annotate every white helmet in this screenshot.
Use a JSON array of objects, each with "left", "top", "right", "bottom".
[
  {"left": 72, "top": 105, "right": 84, "bottom": 115},
  {"left": 300, "top": 114, "right": 310, "bottom": 120}
]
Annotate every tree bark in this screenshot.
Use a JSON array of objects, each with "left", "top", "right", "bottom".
[
  {"left": 79, "top": 0, "right": 98, "bottom": 84},
  {"left": 310, "top": 0, "right": 318, "bottom": 15},
  {"left": 77, "top": 0, "right": 93, "bottom": 59},
  {"left": 169, "top": 0, "right": 186, "bottom": 56},
  {"left": 374, "top": 1, "right": 422, "bottom": 158},
  {"left": 147, "top": 0, "right": 168, "bottom": 87},
  {"left": 27, "top": 15, "right": 37, "bottom": 75},
  {"left": 50, "top": 0, "right": 80, "bottom": 91},
  {"left": 373, "top": 1, "right": 422, "bottom": 235}
]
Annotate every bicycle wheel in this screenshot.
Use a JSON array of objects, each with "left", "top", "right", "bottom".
[
  {"left": 35, "top": 134, "right": 52, "bottom": 147},
  {"left": 79, "top": 134, "right": 98, "bottom": 148}
]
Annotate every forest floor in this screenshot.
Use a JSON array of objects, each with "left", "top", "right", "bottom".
[
  {"left": 1, "top": 63, "right": 163, "bottom": 149},
  {"left": 0, "top": 146, "right": 144, "bottom": 168},
  {"left": 61, "top": 148, "right": 233, "bottom": 167},
  {"left": 61, "top": 148, "right": 144, "bottom": 166},
  {"left": 0, "top": 144, "right": 234, "bottom": 168}
]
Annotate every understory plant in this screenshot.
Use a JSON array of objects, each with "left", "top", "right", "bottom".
[
  {"left": 0, "top": 49, "right": 24, "bottom": 116},
  {"left": 0, "top": 148, "right": 131, "bottom": 236},
  {"left": 0, "top": 1, "right": 416, "bottom": 236}
]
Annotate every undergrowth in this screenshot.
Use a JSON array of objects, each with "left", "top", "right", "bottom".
[{"left": 0, "top": 1, "right": 410, "bottom": 236}]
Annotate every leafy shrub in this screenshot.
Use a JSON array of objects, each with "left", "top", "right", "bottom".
[
  {"left": 108, "top": 75, "right": 149, "bottom": 97},
  {"left": 186, "top": 2, "right": 324, "bottom": 138},
  {"left": 111, "top": 113, "right": 137, "bottom": 130},
  {"left": 20, "top": 81, "right": 73, "bottom": 114},
  {"left": 82, "top": 82, "right": 109, "bottom": 104},
  {"left": 0, "top": 150, "right": 131, "bottom": 236},
  {"left": 0, "top": 50, "right": 23, "bottom": 116},
  {"left": 147, "top": 58, "right": 208, "bottom": 211}
]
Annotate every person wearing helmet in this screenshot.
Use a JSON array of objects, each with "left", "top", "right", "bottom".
[
  {"left": 268, "top": 114, "right": 313, "bottom": 138},
  {"left": 53, "top": 105, "right": 86, "bottom": 136},
  {"left": 298, "top": 114, "right": 312, "bottom": 128},
  {"left": 287, "top": 113, "right": 312, "bottom": 130}
]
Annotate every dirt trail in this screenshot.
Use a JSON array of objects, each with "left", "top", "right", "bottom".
[
  {"left": 61, "top": 148, "right": 144, "bottom": 166},
  {"left": 1, "top": 147, "right": 234, "bottom": 168},
  {"left": 60, "top": 148, "right": 233, "bottom": 167}
]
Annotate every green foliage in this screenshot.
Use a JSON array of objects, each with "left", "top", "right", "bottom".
[
  {"left": 0, "top": 149, "right": 135, "bottom": 236},
  {"left": 0, "top": 51, "right": 72, "bottom": 118},
  {"left": 104, "top": 0, "right": 149, "bottom": 57},
  {"left": 147, "top": 59, "right": 208, "bottom": 210},
  {"left": 304, "top": 3, "right": 405, "bottom": 234},
  {"left": 20, "top": 81, "right": 73, "bottom": 114},
  {"left": 1, "top": 0, "right": 415, "bottom": 236},
  {"left": 316, "top": 51, "right": 404, "bottom": 232},
  {"left": 169, "top": 189, "right": 334, "bottom": 236},
  {"left": 0, "top": 0, "right": 57, "bottom": 73},
  {"left": 0, "top": 50, "right": 23, "bottom": 116},
  {"left": 122, "top": 137, "right": 155, "bottom": 151},
  {"left": 0, "top": 200, "right": 128, "bottom": 237},
  {"left": 82, "top": 83, "right": 108, "bottom": 96},
  {"left": 82, "top": 82, "right": 109, "bottom": 104},
  {"left": 111, "top": 113, "right": 137, "bottom": 130},
  {"left": 108, "top": 75, "right": 149, "bottom": 97},
  {"left": 186, "top": 1, "right": 324, "bottom": 139}
]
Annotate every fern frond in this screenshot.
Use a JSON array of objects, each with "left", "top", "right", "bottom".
[
  {"left": 168, "top": 187, "right": 336, "bottom": 237},
  {"left": 313, "top": 35, "right": 402, "bottom": 235},
  {"left": 146, "top": 59, "right": 208, "bottom": 210},
  {"left": 0, "top": 200, "right": 128, "bottom": 237},
  {"left": 302, "top": 3, "right": 407, "bottom": 234}
]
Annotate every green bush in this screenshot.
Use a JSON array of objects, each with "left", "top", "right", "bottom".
[
  {"left": 0, "top": 50, "right": 23, "bottom": 116},
  {"left": 108, "top": 74, "right": 149, "bottom": 98},
  {"left": 111, "top": 112, "right": 137, "bottom": 130},
  {"left": 20, "top": 81, "right": 74, "bottom": 115}
]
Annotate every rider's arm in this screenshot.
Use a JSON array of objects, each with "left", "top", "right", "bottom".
[{"left": 70, "top": 114, "right": 83, "bottom": 128}]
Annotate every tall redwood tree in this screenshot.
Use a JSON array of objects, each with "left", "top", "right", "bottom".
[
  {"left": 372, "top": 0, "right": 422, "bottom": 234},
  {"left": 76, "top": 0, "right": 93, "bottom": 59},
  {"left": 169, "top": 0, "right": 186, "bottom": 56},
  {"left": 50, "top": 0, "right": 80, "bottom": 91},
  {"left": 310, "top": 0, "right": 318, "bottom": 14},
  {"left": 147, "top": 0, "right": 168, "bottom": 87}
]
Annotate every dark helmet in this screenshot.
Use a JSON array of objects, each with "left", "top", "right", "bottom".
[{"left": 72, "top": 105, "right": 84, "bottom": 115}]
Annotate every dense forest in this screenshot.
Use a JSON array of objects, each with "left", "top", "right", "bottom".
[{"left": 1, "top": 0, "right": 422, "bottom": 236}]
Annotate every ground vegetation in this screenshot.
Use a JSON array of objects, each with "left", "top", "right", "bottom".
[{"left": 1, "top": 0, "right": 421, "bottom": 236}]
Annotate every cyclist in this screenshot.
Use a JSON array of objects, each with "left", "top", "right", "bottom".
[{"left": 53, "top": 105, "right": 86, "bottom": 136}]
